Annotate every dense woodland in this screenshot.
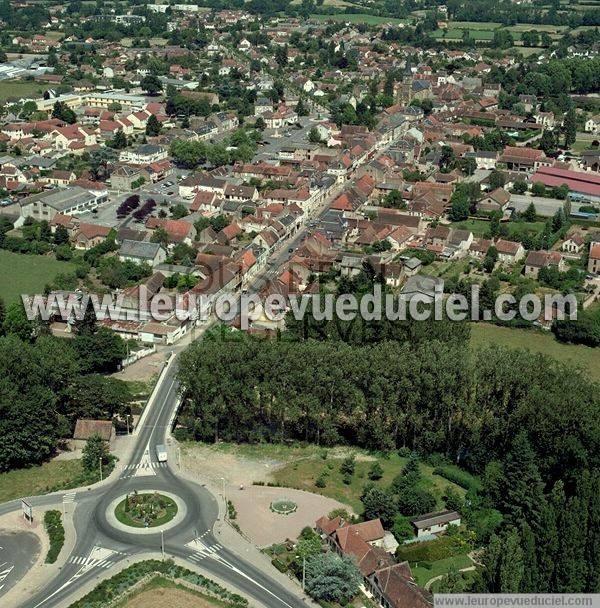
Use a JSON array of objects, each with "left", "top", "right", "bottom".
[
  {"left": 177, "top": 295, "right": 599, "bottom": 593},
  {"left": 0, "top": 303, "right": 130, "bottom": 471}
]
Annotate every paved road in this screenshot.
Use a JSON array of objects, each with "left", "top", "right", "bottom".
[
  {"left": 0, "top": 532, "right": 40, "bottom": 598},
  {"left": 0, "top": 358, "right": 309, "bottom": 608}
]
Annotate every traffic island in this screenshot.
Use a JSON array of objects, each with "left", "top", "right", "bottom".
[
  {"left": 115, "top": 491, "right": 178, "bottom": 528},
  {"left": 269, "top": 499, "right": 298, "bottom": 515},
  {"left": 106, "top": 490, "right": 187, "bottom": 535}
]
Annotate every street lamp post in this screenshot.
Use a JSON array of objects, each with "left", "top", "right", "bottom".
[
  {"left": 161, "top": 529, "right": 165, "bottom": 561},
  {"left": 99, "top": 457, "right": 103, "bottom": 482}
]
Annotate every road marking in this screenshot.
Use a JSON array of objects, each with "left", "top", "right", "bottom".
[
  {"left": 185, "top": 539, "right": 222, "bottom": 560},
  {"left": 62, "top": 491, "right": 77, "bottom": 503},
  {"left": 213, "top": 554, "right": 295, "bottom": 608},
  {"left": 0, "top": 563, "right": 14, "bottom": 591}
]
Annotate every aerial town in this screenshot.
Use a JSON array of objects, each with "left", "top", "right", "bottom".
[{"left": 0, "top": 1, "right": 598, "bottom": 608}]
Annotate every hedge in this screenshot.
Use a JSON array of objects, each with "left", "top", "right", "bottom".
[
  {"left": 44, "top": 510, "right": 65, "bottom": 564},
  {"left": 395, "top": 535, "right": 470, "bottom": 563},
  {"left": 433, "top": 465, "right": 482, "bottom": 493},
  {"left": 68, "top": 559, "right": 248, "bottom": 608}
]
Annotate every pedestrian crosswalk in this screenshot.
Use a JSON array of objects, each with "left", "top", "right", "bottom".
[
  {"left": 68, "top": 546, "right": 123, "bottom": 571},
  {"left": 186, "top": 539, "right": 223, "bottom": 562},
  {"left": 62, "top": 491, "right": 77, "bottom": 504},
  {"left": 120, "top": 461, "right": 167, "bottom": 478}
]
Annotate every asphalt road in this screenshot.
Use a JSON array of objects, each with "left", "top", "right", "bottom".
[
  {"left": 0, "top": 532, "right": 40, "bottom": 597},
  {"left": 0, "top": 359, "right": 309, "bottom": 608}
]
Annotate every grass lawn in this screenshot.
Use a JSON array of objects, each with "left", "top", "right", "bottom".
[
  {"left": 450, "top": 219, "right": 545, "bottom": 239},
  {"left": 471, "top": 323, "right": 600, "bottom": 381},
  {"left": 309, "top": 13, "right": 407, "bottom": 24},
  {"left": 271, "top": 449, "right": 466, "bottom": 513},
  {"left": 0, "top": 250, "right": 76, "bottom": 304},
  {"left": 0, "top": 80, "right": 51, "bottom": 102},
  {"left": 0, "top": 460, "right": 84, "bottom": 504},
  {"left": 411, "top": 553, "right": 474, "bottom": 588},
  {"left": 114, "top": 493, "right": 178, "bottom": 528}
]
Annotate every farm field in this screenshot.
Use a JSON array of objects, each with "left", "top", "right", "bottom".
[
  {"left": 0, "top": 80, "right": 51, "bottom": 102},
  {"left": 0, "top": 250, "right": 76, "bottom": 304},
  {"left": 309, "top": 13, "right": 408, "bottom": 25},
  {"left": 470, "top": 323, "right": 600, "bottom": 381}
]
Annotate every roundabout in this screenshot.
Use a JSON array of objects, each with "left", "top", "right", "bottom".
[{"left": 105, "top": 490, "right": 188, "bottom": 535}]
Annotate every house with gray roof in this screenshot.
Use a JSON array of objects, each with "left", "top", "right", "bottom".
[{"left": 119, "top": 240, "right": 166, "bottom": 267}]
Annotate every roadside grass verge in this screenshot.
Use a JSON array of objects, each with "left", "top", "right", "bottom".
[{"left": 0, "top": 460, "right": 84, "bottom": 504}]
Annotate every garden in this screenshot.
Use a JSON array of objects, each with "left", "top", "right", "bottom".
[{"left": 115, "top": 491, "right": 178, "bottom": 528}]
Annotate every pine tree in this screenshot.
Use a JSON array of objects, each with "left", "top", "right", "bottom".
[
  {"left": 555, "top": 494, "right": 588, "bottom": 592},
  {"left": 583, "top": 471, "right": 600, "bottom": 592},
  {"left": 501, "top": 432, "right": 545, "bottom": 527},
  {"left": 519, "top": 522, "right": 539, "bottom": 592},
  {"left": 145, "top": 114, "right": 161, "bottom": 136},
  {"left": 536, "top": 491, "right": 559, "bottom": 591},
  {"left": 499, "top": 528, "right": 524, "bottom": 593},
  {"left": 563, "top": 108, "right": 577, "bottom": 147}
]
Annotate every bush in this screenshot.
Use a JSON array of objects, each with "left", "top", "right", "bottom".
[
  {"left": 316, "top": 474, "right": 327, "bottom": 488},
  {"left": 271, "top": 558, "right": 289, "bottom": 573},
  {"left": 44, "top": 510, "right": 65, "bottom": 564},
  {"left": 368, "top": 461, "right": 384, "bottom": 480}
]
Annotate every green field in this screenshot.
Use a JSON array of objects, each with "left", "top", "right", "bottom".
[
  {"left": 0, "top": 80, "right": 51, "bottom": 102},
  {"left": 0, "top": 460, "right": 84, "bottom": 504},
  {"left": 471, "top": 323, "right": 600, "bottom": 381},
  {"left": 270, "top": 449, "right": 467, "bottom": 512},
  {"left": 450, "top": 219, "right": 545, "bottom": 239},
  {"left": 0, "top": 250, "right": 76, "bottom": 304},
  {"left": 412, "top": 553, "right": 474, "bottom": 587},
  {"left": 309, "top": 13, "right": 407, "bottom": 25}
]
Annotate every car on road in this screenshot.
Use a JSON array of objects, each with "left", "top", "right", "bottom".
[{"left": 156, "top": 444, "right": 168, "bottom": 462}]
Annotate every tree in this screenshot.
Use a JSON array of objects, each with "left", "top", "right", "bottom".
[
  {"left": 151, "top": 227, "right": 170, "bottom": 247},
  {"left": 392, "top": 515, "right": 413, "bottom": 542},
  {"left": 308, "top": 126, "right": 322, "bottom": 143},
  {"left": 255, "top": 116, "right": 266, "bottom": 131},
  {"left": 368, "top": 461, "right": 384, "bottom": 480},
  {"left": 296, "top": 98, "right": 309, "bottom": 117},
  {"left": 304, "top": 553, "right": 361, "bottom": 603},
  {"left": 145, "top": 114, "right": 162, "bottom": 136},
  {"left": 109, "top": 129, "right": 127, "bottom": 150},
  {"left": 140, "top": 74, "right": 163, "bottom": 96},
  {"left": 532, "top": 182, "right": 546, "bottom": 197},
  {"left": 3, "top": 302, "right": 33, "bottom": 341},
  {"left": 449, "top": 192, "right": 470, "bottom": 221},
  {"left": 73, "top": 327, "right": 127, "bottom": 374},
  {"left": 489, "top": 170, "right": 506, "bottom": 189},
  {"left": 563, "top": 108, "right": 577, "bottom": 147},
  {"left": 362, "top": 486, "right": 397, "bottom": 527},
  {"left": 483, "top": 245, "right": 499, "bottom": 273},
  {"left": 52, "top": 101, "right": 76, "bottom": 124},
  {"left": 523, "top": 201, "right": 538, "bottom": 221},
  {"left": 540, "top": 129, "right": 557, "bottom": 155},
  {"left": 54, "top": 224, "right": 70, "bottom": 245},
  {"left": 81, "top": 434, "right": 110, "bottom": 473},
  {"left": 65, "top": 375, "right": 131, "bottom": 423},
  {"left": 440, "top": 145, "right": 456, "bottom": 173}
]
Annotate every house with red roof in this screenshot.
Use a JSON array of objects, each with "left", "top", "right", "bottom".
[
  {"left": 146, "top": 218, "right": 197, "bottom": 245},
  {"left": 587, "top": 241, "right": 600, "bottom": 275}
]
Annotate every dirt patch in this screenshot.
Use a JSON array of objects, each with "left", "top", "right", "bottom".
[
  {"left": 112, "top": 349, "right": 169, "bottom": 383},
  {"left": 181, "top": 444, "right": 283, "bottom": 487},
  {"left": 180, "top": 443, "right": 375, "bottom": 489},
  {"left": 123, "top": 587, "right": 217, "bottom": 608},
  {"left": 230, "top": 486, "right": 348, "bottom": 547}
]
